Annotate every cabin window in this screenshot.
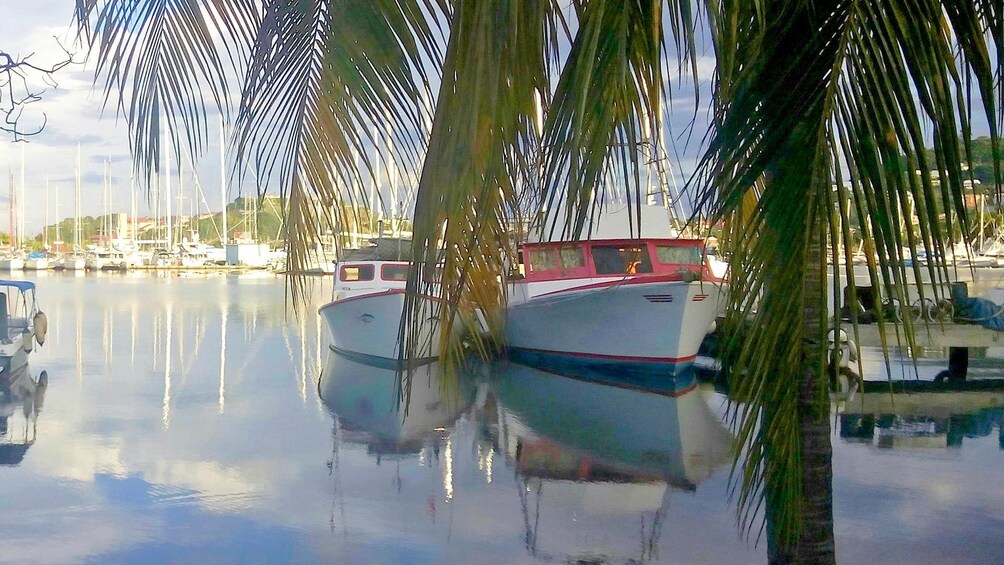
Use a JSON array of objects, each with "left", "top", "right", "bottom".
[
  {"left": 340, "top": 264, "right": 374, "bottom": 282},
  {"left": 656, "top": 245, "right": 702, "bottom": 265},
  {"left": 527, "top": 248, "right": 556, "bottom": 272},
  {"left": 381, "top": 264, "right": 409, "bottom": 281},
  {"left": 558, "top": 247, "right": 585, "bottom": 269},
  {"left": 591, "top": 245, "right": 653, "bottom": 275}
]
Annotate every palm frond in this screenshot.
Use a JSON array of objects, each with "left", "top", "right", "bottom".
[
  {"left": 231, "top": 0, "right": 443, "bottom": 307},
  {"left": 538, "top": 0, "right": 694, "bottom": 240},
  {"left": 695, "top": 0, "right": 1003, "bottom": 554},
  {"left": 404, "top": 0, "right": 566, "bottom": 381},
  {"left": 79, "top": 0, "right": 258, "bottom": 183}
]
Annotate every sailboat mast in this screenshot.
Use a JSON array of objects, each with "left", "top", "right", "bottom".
[
  {"left": 165, "top": 132, "right": 173, "bottom": 248},
  {"left": 54, "top": 177, "right": 60, "bottom": 249},
  {"left": 19, "top": 144, "right": 25, "bottom": 249},
  {"left": 131, "top": 175, "right": 137, "bottom": 241},
  {"left": 44, "top": 174, "right": 49, "bottom": 248},
  {"left": 7, "top": 169, "right": 12, "bottom": 251},
  {"left": 75, "top": 144, "right": 81, "bottom": 251},
  {"left": 219, "top": 115, "right": 228, "bottom": 246}
]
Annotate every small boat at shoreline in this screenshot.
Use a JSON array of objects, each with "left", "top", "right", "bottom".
[
  {"left": 318, "top": 239, "right": 450, "bottom": 364},
  {"left": 504, "top": 238, "right": 723, "bottom": 384},
  {"left": 0, "top": 281, "right": 45, "bottom": 375}
]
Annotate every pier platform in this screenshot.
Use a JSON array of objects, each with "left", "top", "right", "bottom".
[{"left": 849, "top": 322, "right": 1003, "bottom": 348}]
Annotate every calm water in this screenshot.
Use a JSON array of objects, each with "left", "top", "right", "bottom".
[{"left": 0, "top": 272, "right": 1002, "bottom": 564}]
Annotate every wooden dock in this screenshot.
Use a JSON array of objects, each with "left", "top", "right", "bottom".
[{"left": 849, "top": 322, "right": 1003, "bottom": 348}]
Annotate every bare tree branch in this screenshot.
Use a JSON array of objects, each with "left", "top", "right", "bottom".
[{"left": 0, "top": 39, "right": 79, "bottom": 142}]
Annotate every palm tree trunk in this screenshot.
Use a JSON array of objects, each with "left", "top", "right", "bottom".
[
  {"left": 796, "top": 221, "right": 836, "bottom": 563},
  {"left": 768, "top": 208, "right": 836, "bottom": 565}
]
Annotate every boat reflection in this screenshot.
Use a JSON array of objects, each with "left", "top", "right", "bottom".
[
  {"left": 318, "top": 351, "right": 475, "bottom": 457},
  {"left": 0, "top": 365, "right": 47, "bottom": 466},
  {"left": 487, "top": 361, "right": 733, "bottom": 561},
  {"left": 840, "top": 409, "right": 1004, "bottom": 450}
]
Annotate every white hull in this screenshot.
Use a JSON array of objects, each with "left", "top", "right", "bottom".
[
  {"left": 0, "top": 258, "right": 24, "bottom": 271},
  {"left": 0, "top": 329, "right": 32, "bottom": 375},
  {"left": 62, "top": 258, "right": 87, "bottom": 271},
  {"left": 319, "top": 290, "right": 446, "bottom": 361},
  {"left": 23, "top": 258, "right": 49, "bottom": 271},
  {"left": 505, "top": 278, "right": 721, "bottom": 369}
]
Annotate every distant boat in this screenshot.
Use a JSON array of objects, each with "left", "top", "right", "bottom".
[
  {"left": 504, "top": 238, "right": 724, "bottom": 385},
  {"left": 0, "top": 257, "right": 24, "bottom": 272},
  {"left": 318, "top": 238, "right": 452, "bottom": 363},
  {"left": 0, "top": 280, "right": 45, "bottom": 375},
  {"left": 58, "top": 253, "right": 86, "bottom": 271},
  {"left": 22, "top": 252, "right": 49, "bottom": 271}
]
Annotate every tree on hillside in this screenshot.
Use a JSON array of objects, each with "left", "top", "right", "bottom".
[{"left": 77, "top": 2, "right": 1002, "bottom": 563}]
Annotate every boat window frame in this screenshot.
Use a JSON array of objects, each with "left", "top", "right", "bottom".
[
  {"left": 526, "top": 247, "right": 558, "bottom": 273},
  {"left": 381, "top": 263, "right": 410, "bottom": 281},
  {"left": 339, "top": 263, "right": 375, "bottom": 282},
  {"left": 655, "top": 244, "right": 704, "bottom": 266},
  {"left": 590, "top": 244, "right": 654, "bottom": 275}
]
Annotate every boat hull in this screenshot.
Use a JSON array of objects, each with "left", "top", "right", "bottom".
[
  {"left": 319, "top": 290, "right": 446, "bottom": 362},
  {"left": 0, "top": 331, "right": 32, "bottom": 375},
  {"left": 0, "top": 259, "right": 24, "bottom": 271},
  {"left": 505, "top": 279, "right": 721, "bottom": 381},
  {"left": 62, "top": 258, "right": 86, "bottom": 271},
  {"left": 23, "top": 259, "right": 49, "bottom": 271}
]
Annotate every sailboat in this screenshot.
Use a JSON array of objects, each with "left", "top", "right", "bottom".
[
  {"left": 0, "top": 162, "right": 24, "bottom": 271},
  {"left": 60, "top": 145, "right": 86, "bottom": 271},
  {"left": 24, "top": 176, "right": 51, "bottom": 271}
]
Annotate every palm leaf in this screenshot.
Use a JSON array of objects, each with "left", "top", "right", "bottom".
[
  {"left": 404, "top": 0, "right": 565, "bottom": 386},
  {"left": 78, "top": 0, "right": 258, "bottom": 183},
  {"left": 694, "top": 0, "right": 1003, "bottom": 555},
  {"left": 231, "top": 0, "right": 443, "bottom": 306}
]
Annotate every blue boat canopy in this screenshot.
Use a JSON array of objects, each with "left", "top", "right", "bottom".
[{"left": 0, "top": 280, "right": 36, "bottom": 292}]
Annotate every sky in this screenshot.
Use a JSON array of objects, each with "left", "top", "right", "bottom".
[
  {"left": 3, "top": 3, "right": 991, "bottom": 240},
  {"left": 0, "top": 1, "right": 236, "bottom": 239},
  {"left": 0, "top": 2, "right": 719, "bottom": 241}
]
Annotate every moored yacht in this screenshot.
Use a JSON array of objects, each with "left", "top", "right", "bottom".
[
  {"left": 23, "top": 252, "right": 50, "bottom": 271},
  {"left": 0, "top": 255, "right": 24, "bottom": 271},
  {"left": 504, "top": 238, "right": 723, "bottom": 384},
  {"left": 0, "top": 281, "right": 45, "bottom": 375},
  {"left": 59, "top": 252, "right": 87, "bottom": 271},
  {"left": 319, "top": 239, "right": 450, "bottom": 364}
]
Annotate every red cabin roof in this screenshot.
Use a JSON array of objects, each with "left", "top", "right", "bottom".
[{"left": 520, "top": 238, "right": 712, "bottom": 282}]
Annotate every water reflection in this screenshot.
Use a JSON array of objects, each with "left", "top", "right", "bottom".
[
  {"left": 0, "top": 365, "right": 47, "bottom": 466},
  {"left": 841, "top": 409, "right": 1004, "bottom": 449},
  {"left": 487, "top": 362, "right": 733, "bottom": 562},
  {"left": 318, "top": 352, "right": 735, "bottom": 563},
  {"left": 318, "top": 352, "right": 475, "bottom": 458}
]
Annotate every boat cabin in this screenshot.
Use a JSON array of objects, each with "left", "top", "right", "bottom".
[
  {"left": 336, "top": 261, "right": 411, "bottom": 291},
  {"left": 0, "top": 281, "right": 38, "bottom": 344},
  {"left": 519, "top": 239, "right": 714, "bottom": 283}
]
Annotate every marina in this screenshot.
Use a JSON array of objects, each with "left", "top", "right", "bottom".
[
  {"left": 0, "top": 272, "right": 999, "bottom": 563},
  {"left": 1, "top": 0, "right": 1002, "bottom": 562}
]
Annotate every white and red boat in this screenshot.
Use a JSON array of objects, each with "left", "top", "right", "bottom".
[
  {"left": 318, "top": 240, "right": 447, "bottom": 364},
  {"left": 504, "top": 238, "right": 723, "bottom": 384}
]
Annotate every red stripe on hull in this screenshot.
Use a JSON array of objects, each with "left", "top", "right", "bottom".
[
  {"left": 510, "top": 346, "right": 697, "bottom": 364},
  {"left": 318, "top": 289, "right": 442, "bottom": 311}
]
